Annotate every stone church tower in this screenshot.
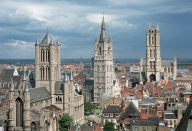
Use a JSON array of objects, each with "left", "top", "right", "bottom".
[
  {"left": 146, "top": 25, "right": 161, "bottom": 82},
  {"left": 94, "top": 14, "right": 115, "bottom": 103},
  {"left": 35, "top": 32, "right": 61, "bottom": 95}
]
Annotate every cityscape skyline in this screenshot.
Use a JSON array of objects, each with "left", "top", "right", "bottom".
[{"left": 0, "top": 0, "right": 192, "bottom": 59}]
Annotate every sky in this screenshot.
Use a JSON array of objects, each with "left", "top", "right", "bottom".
[{"left": 0, "top": 0, "right": 192, "bottom": 59}]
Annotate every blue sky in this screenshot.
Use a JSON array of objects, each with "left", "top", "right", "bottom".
[{"left": 0, "top": 0, "right": 191, "bottom": 59}]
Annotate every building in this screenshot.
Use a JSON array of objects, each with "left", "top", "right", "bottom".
[
  {"left": 1, "top": 32, "right": 84, "bottom": 130},
  {"left": 140, "top": 25, "right": 177, "bottom": 84},
  {"left": 93, "top": 14, "right": 120, "bottom": 103}
]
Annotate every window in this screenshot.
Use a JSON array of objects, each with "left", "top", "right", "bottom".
[
  {"left": 134, "top": 127, "right": 139, "bottom": 131},
  {"left": 110, "top": 113, "right": 113, "bottom": 117}
]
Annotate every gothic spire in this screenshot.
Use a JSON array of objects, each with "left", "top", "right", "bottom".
[
  {"left": 10, "top": 77, "right": 14, "bottom": 92},
  {"left": 35, "top": 38, "right": 38, "bottom": 45},
  {"left": 70, "top": 70, "right": 73, "bottom": 81},
  {"left": 24, "top": 80, "right": 30, "bottom": 92},
  {"left": 99, "top": 12, "right": 107, "bottom": 42},
  {"left": 101, "top": 12, "right": 105, "bottom": 30},
  {"left": 22, "top": 70, "right": 26, "bottom": 81},
  {"left": 56, "top": 39, "right": 60, "bottom": 45},
  {"left": 64, "top": 71, "right": 68, "bottom": 82}
]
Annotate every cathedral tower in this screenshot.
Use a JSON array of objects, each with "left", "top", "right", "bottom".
[
  {"left": 93, "top": 14, "right": 115, "bottom": 103},
  {"left": 146, "top": 25, "right": 161, "bottom": 82},
  {"left": 35, "top": 33, "right": 61, "bottom": 95}
]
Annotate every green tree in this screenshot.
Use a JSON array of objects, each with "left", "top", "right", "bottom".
[
  {"left": 103, "top": 121, "right": 115, "bottom": 131},
  {"left": 59, "top": 113, "right": 73, "bottom": 131},
  {"left": 75, "top": 89, "right": 82, "bottom": 95},
  {"left": 84, "top": 101, "right": 96, "bottom": 113}
]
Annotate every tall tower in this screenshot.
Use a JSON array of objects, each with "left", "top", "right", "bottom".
[
  {"left": 146, "top": 25, "right": 161, "bottom": 82},
  {"left": 94, "top": 14, "right": 115, "bottom": 103},
  {"left": 35, "top": 32, "right": 61, "bottom": 95}
]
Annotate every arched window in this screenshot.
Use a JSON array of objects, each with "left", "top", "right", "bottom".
[
  {"left": 41, "top": 49, "right": 44, "bottom": 62},
  {"left": 150, "top": 50, "right": 152, "bottom": 57},
  {"left": 108, "top": 47, "right": 110, "bottom": 55},
  {"left": 16, "top": 97, "right": 23, "bottom": 127},
  {"left": 40, "top": 66, "right": 44, "bottom": 80},
  {"left": 3, "top": 121, "right": 8, "bottom": 131},
  {"left": 152, "top": 36, "right": 154, "bottom": 45},
  {"left": 31, "top": 122, "right": 37, "bottom": 131},
  {"left": 99, "top": 47, "right": 102, "bottom": 55},
  {"left": 97, "top": 65, "right": 99, "bottom": 72}
]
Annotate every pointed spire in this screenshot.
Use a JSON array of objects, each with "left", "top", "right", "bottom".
[
  {"left": 50, "top": 39, "right": 54, "bottom": 45},
  {"left": 147, "top": 24, "right": 150, "bottom": 30},
  {"left": 156, "top": 24, "right": 159, "bottom": 30},
  {"left": 56, "top": 39, "right": 60, "bottom": 45},
  {"left": 64, "top": 71, "right": 68, "bottom": 82},
  {"left": 101, "top": 12, "right": 106, "bottom": 30},
  {"left": 10, "top": 77, "right": 14, "bottom": 92},
  {"left": 24, "top": 80, "right": 30, "bottom": 92},
  {"left": 23, "top": 71, "right": 26, "bottom": 81},
  {"left": 35, "top": 38, "right": 38, "bottom": 45},
  {"left": 95, "top": 35, "right": 98, "bottom": 42},
  {"left": 109, "top": 36, "right": 112, "bottom": 42},
  {"left": 174, "top": 56, "right": 176, "bottom": 61},
  {"left": 70, "top": 70, "right": 73, "bottom": 81}
]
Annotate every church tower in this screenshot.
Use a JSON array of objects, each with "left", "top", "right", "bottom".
[
  {"left": 35, "top": 32, "right": 61, "bottom": 95},
  {"left": 146, "top": 25, "right": 161, "bottom": 82},
  {"left": 93, "top": 14, "right": 115, "bottom": 103}
]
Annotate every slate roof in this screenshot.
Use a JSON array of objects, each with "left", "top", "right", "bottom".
[
  {"left": 164, "top": 113, "right": 177, "bottom": 119},
  {"left": 103, "top": 105, "right": 121, "bottom": 113},
  {"left": 1, "top": 75, "right": 21, "bottom": 88},
  {"left": 129, "top": 119, "right": 157, "bottom": 126},
  {"left": 29, "top": 87, "right": 52, "bottom": 103},
  {"left": 54, "top": 81, "right": 64, "bottom": 94},
  {"left": 29, "top": 71, "right": 35, "bottom": 80},
  {"left": 141, "top": 98, "right": 156, "bottom": 104},
  {"left": 3, "top": 69, "right": 15, "bottom": 76},
  {"left": 18, "top": 70, "right": 29, "bottom": 76},
  {"left": 141, "top": 60, "right": 174, "bottom": 66},
  {"left": 84, "top": 79, "right": 94, "bottom": 86},
  {"left": 31, "top": 110, "right": 40, "bottom": 116},
  {"left": 120, "top": 102, "right": 139, "bottom": 120},
  {"left": 41, "top": 33, "right": 54, "bottom": 44},
  {"left": 76, "top": 69, "right": 94, "bottom": 77},
  {"left": 161, "top": 60, "right": 173, "bottom": 66},
  {"left": 29, "top": 80, "right": 35, "bottom": 88}
]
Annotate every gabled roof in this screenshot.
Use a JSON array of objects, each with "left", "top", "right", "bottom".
[
  {"left": 30, "top": 87, "right": 52, "bottom": 103},
  {"left": 1, "top": 75, "right": 22, "bottom": 88},
  {"left": 120, "top": 102, "right": 139, "bottom": 120},
  {"left": 31, "top": 110, "right": 40, "bottom": 116},
  {"left": 103, "top": 105, "right": 121, "bottom": 113},
  {"left": 3, "top": 69, "right": 15, "bottom": 76},
  {"left": 164, "top": 80, "right": 176, "bottom": 88},
  {"left": 162, "top": 60, "right": 173, "bottom": 66}
]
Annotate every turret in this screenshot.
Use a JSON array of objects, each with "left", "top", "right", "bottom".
[
  {"left": 70, "top": 70, "right": 73, "bottom": 81},
  {"left": 64, "top": 71, "right": 68, "bottom": 82},
  {"left": 10, "top": 77, "right": 14, "bottom": 92}
]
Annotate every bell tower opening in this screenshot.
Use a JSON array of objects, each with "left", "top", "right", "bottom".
[
  {"left": 16, "top": 97, "right": 23, "bottom": 127},
  {"left": 149, "top": 74, "right": 156, "bottom": 82}
]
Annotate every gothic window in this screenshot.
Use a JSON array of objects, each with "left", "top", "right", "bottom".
[
  {"left": 97, "top": 65, "right": 99, "bottom": 72},
  {"left": 152, "top": 36, "right": 154, "bottom": 45},
  {"left": 102, "top": 65, "right": 104, "bottom": 71},
  {"left": 108, "top": 47, "right": 110, "bottom": 55},
  {"left": 171, "top": 67, "right": 173, "bottom": 73},
  {"left": 40, "top": 66, "right": 44, "bottom": 80},
  {"left": 3, "top": 121, "right": 8, "bottom": 131},
  {"left": 46, "top": 66, "right": 49, "bottom": 80},
  {"left": 16, "top": 97, "right": 23, "bottom": 127},
  {"left": 40, "top": 49, "right": 44, "bottom": 62},
  {"left": 99, "top": 47, "right": 102, "bottom": 55},
  {"left": 154, "top": 50, "right": 156, "bottom": 57},
  {"left": 31, "top": 122, "right": 37, "bottom": 131},
  {"left": 150, "top": 50, "right": 152, "bottom": 57},
  {"left": 150, "top": 61, "right": 152, "bottom": 69},
  {"left": 168, "top": 67, "right": 170, "bottom": 72}
]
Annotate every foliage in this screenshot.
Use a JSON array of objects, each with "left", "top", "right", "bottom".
[
  {"left": 115, "top": 67, "right": 119, "bottom": 72},
  {"left": 84, "top": 101, "right": 96, "bottom": 113},
  {"left": 103, "top": 121, "right": 115, "bottom": 131},
  {"left": 59, "top": 113, "right": 73, "bottom": 131}
]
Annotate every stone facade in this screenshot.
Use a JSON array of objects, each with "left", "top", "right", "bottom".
[
  {"left": 140, "top": 25, "right": 177, "bottom": 84},
  {"left": 2, "top": 32, "right": 84, "bottom": 131},
  {"left": 93, "top": 15, "right": 117, "bottom": 103}
]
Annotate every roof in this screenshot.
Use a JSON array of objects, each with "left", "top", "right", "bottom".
[
  {"left": 84, "top": 79, "right": 94, "bottom": 86},
  {"left": 164, "top": 113, "right": 177, "bottom": 119},
  {"left": 161, "top": 60, "right": 173, "bottom": 66},
  {"left": 129, "top": 119, "right": 157, "bottom": 126},
  {"left": 1, "top": 75, "right": 21, "bottom": 88},
  {"left": 120, "top": 102, "right": 139, "bottom": 120},
  {"left": 40, "top": 33, "right": 54, "bottom": 44},
  {"left": 108, "top": 97, "right": 122, "bottom": 105},
  {"left": 29, "top": 87, "right": 52, "bottom": 103},
  {"left": 54, "top": 81, "right": 64, "bottom": 94},
  {"left": 31, "top": 110, "right": 40, "bottom": 116},
  {"left": 103, "top": 105, "right": 121, "bottom": 113},
  {"left": 141, "top": 98, "right": 156, "bottom": 104},
  {"left": 141, "top": 60, "right": 174, "bottom": 66},
  {"left": 3, "top": 69, "right": 15, "bottom": 76}
]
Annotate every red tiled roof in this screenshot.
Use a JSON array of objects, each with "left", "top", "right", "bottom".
[
  {"left": 121, "top": 89, "right": 134, "bottom": 97},
  {"left": 140, "top": 113, "right": 156, "bottom": 119},
  {"left": 134, "top": 91, "right": 143, "bottom": 99},
  {"left": 164, "top": 80, "right": 174, "bottom": 88},
  {"left": 95, "top": 126, "right": 102, "bottom": 131}
]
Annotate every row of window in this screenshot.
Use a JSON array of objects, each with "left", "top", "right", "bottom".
[
  {"left": 40, "top": 49, "right": 50, "bottom": 63},
  {"left": 96, "top": 65, "right": 113, "bottom": 71}
]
